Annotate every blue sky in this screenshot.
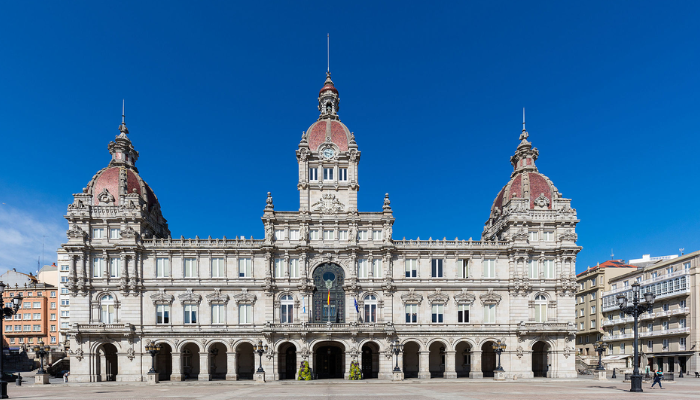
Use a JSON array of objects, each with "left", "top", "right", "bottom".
[{"left": 1, "top": 1, "right": 699, "bottom": 275}]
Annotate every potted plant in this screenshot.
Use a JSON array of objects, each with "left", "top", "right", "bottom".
[{"left": 297, "top": 360, "right": 312, "bottom": 380}]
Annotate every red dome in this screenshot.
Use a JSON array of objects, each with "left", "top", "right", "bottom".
[
  {"left": 306, "top": 119, "right": 350, "bottom": 152},
  {"left": 88, "top": 166, "right": 160, "bottom": 210},
  {"left": 319, "top": 83, "right": 338, "bottom": 96},
  {"left": 490, "top": 171, "right": 557, "bottom": 217}
]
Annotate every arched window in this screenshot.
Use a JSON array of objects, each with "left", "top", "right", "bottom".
[
  {"left": 364, "top": 294, "right": 377, "bottom": 323},
  {"left": 534, "top": 294, "right": 547, "bottom": 323},
  {"left": 280, "top": 295, "right": 294, "bottom": 324},
  {"left": 101, "top": 294, "right": 116, "bottom": 323}
]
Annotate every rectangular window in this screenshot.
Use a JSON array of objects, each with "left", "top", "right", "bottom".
[
  {"left": 483, "top": 259, "right": 496, "bottom": 278},
  {"left": 458, "top": 259, "right": 469, "bottom": 278},
  {"left": 51, "top": 291, "right": 57, "bottom": 297},
  {"left": 611, "top": 284, "right": 617, "bottom": 290},
  {"left": 23, "top": 325, "right": 30, "bottom": 332},
  {"left": 339, "top": 230, "right": 348, "bottom": 240},
  {"left": 358, "top": 259, "right": 368, "bottom": 278},
  {"left": 60, "top": 311, "right": 70, "bottom": 318},
  {"left": 543, "top": 231, "right": 554, "bottom": 241},
  {"left": 620, "top": 343, "right": 625, "bottom": 354},
  {"left": 591, "top": 306, "right": 596, "bottom": 314},
  {"left": 536, "top": 304, "right": 547, "bottom": 322},
  {"left": 238, "top": 258, "right": 252, "bottom": 278},
  {"left": 274, "top": 258, "right": 284, "bottom": 278},
  {"left": 372, "top": 259, "right": 382, "bottom": 278},
  {"left": 32, "top": 313, "right": 41, "bottom": 320},
  {"left": 309, "top": 168, "right": 318, "bottom": 181},
  {"left": 60, "top": 265, "right": 69, "bottom": 272},
  {"left": 92, "top": 257, "right": 105, "bottom": 278},
  {"left": 431, "top": 259, "right": 443, "bottom": 277},
  {"left": 651, "top": 272, "right": 657, "bottom": 279},
  {"left": 528, "top": 259, "right": 538, "bottom": 279},
  {"left": 323, "top": 230, "right": 334, "bottom": 240},
  {"left": 212, "top": 304, "right": 225, "bottom": 324},
  {"left": 323, "top": 168, "right": 334, "bottom": 180},
  {"left": 358, "top": 230, "right": 368, "bottom": 240},
  {"left": 310, "top": 230, "right": 319, "bottom": 240},
  {"left": 662, "top": 321, "right": 668, "bottom": 330},
  {"left": 405, "top": 304, "right": 418, "bottom": 324},
  {"left": 663, "top": 303, "right": 669, "bottom": 311},
  {"left": 405, "top": 259, "right": 417, "bottom": 278},
  {"left": 364, "top": 303, "right": 376, "bottom": 323},
  {"left": 32, "top": 302, "right": 40, "bottom": 309},
  {"left": 239, "top": 304, "right": 252, "bottom": 324},
  {"left": 50, "top": 314, "right": 56, "bottom": 321},
  {"left": 458, "top": 304, "right": 470, "bottom": 323},
  {"left": 647, "top": 323, "right": 653, "bottom": 332},
  {"left": 591, "top": 278, "right": 596, "bottom": 286},
  {"left": 109, "top": 228, "right": 121, "bottom": 239},
  {"left": 339, "top": 168, "right": 348, "bottom": 181},
  {"left": 109, "top": 258, "right": 120, "bottom": 278},
  {"left": 372, "top": 230, "right": 382, "bottom": 241},
  {"left": 50, "top": 336, "right": 56, "bottom": 343},
  {"left": 14, "top": 314, "right": 20, "bottom": 320},
  {"left": 484, "top": 304, "right": 496, "bottom": 323},
  {"left": 662, "top": 339, "right": 669, "bottom": 349},
  {"left": 543, "top": 260, "right": 554, "bottom": 279},
  {"left": 156, "top": 258, "right": 171, "bottom": 278},
  {"left": 289, "top": 230, "right": 299, "bottom": 240},
  {"left": 156, "top": 305, "right": 170, "bottom": 324},
  {"left": 680, "top": 300, "right": 686, "bottom": 308},
  {"left": 679, "top": 318, "right": 686, "bottom": 328},
  {"left": 51, "top": 302, "right": 57, "bottom": 309},
  {"left": 9, "top": 338, "right": 13, "bottom": 344},
  {"left": 281, "top": 302, "right": 294, "bottom": 323},
  {"left": 647, "top": 340, "right": 653, "bottom": 351},
  {"left": 431, "top": 304, "right": 444, "bottom": 323},
  {"left": 4, "top": 326, "right": 10, "bottom": 332},
  {"left": 60, "top": 276, "right": 69, "bottom": 283},
  {"left": 92, "top": 228, "right": 104, "bottom": 239},
  {"left": 14, "top": 326, "right": 20, "bottom": 331},
  {"left": 211, "top": 258, "right": 225, "bottom": 278},
  {"left": 60, "top": 322, "right": 69, "bottom": 329},
  {"left": 32, "top": 325, "right": 40, "bottom": 331},
  {"left": 591, "top": 320, "right": 596, "bottom": 329},
  {"left": 528, "top": 231, "right": 538, "bottom": 242},
  {"left": 683, "top": 262, "right": 690, "bottom": 271},
  {"left": 289, "top": 258, "right": 299, "bottom": 278},
  {"left": 184, "top": 258, "right": 197, "bottom": 278},
  {"left": 590, "top": 292, "right": 596, "bottom": 300},
  {"left": 680, "top": 337, "right": 686, "bottom": 350},
  {"left": 274, "top": 229, "right": 285, "bottom": 240},
  {"left": 184, "top": 304, "right": 197, "bottom": 324}
]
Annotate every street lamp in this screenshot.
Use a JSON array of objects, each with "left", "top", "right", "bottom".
[
  {"left": 594, "top": 341, "right": 607, "bottom": 371},
  {"left": 390, "top": 340, "right": 403, "bottom": 372},
  {"left": 492, "top": 340, "right": 507, "bottom": 373},
  {"left": 145, "top": 343, "right": 162, "bottom": 374},
  {"left": 617, "top": 281, "right": 655, "bottom": 393},
  {"left": 0, "top": 281, "right": 23, "bottom": 399},
  {"left": 32, "top": 339, "right": 51, "bottom": 375},
  {"left": 254, "top": 340, "right": 268, "bottom": 373}
]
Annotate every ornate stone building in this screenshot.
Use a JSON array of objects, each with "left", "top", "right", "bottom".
[{"left": 59, "top": 72, "right": 581, "bottom": 382}]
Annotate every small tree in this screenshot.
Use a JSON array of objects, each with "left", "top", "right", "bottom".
[
  {"left": 297, "top": 360, "right": 312, "bottom": 380},
  {"left": 349, "top": 360, "right": 362, "bottom": 380}
]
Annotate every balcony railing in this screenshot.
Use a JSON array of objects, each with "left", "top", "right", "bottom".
[
  {"left": 670, "top": 307, "right": 690, "bottom": 316},
  {"left": 602, "top": 333, "right": 633, "bottom": 341},
  {"left": 640, "top": 327, "right": 690, "bottom": 338},
  {"left": 602, "top": 270, "right": 689, "bottom": 297}
]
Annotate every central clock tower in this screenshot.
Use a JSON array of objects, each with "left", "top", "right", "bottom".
[{"left": 297, "top": 72, "right": 360, "bottom": 213}]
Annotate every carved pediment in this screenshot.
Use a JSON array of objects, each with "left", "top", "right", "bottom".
[
  {"left": 178, "top": 288, "right": 202, "bottom": 304},
  {"left": 400, "top": 288, "right": 423, "bottom": 305},
  {"left": 149, "top": 289, "right": 174, "bottom": 305},
  {"left": 67, "top": 224, "right": 88, "bottom": 240},
  {"left": 479, "top": 289, "right": 502, "bottom": 305},
  {"left": 453, "top": 289, "right": 476, "bottom": 305},
  {"left": 427, "top": 288, "right": 449, "bottom": 305},
  {"left": 233, "top": 288, "right": 257, "bottom": 304},
  {"left": 206, "top": 288, "right": 230, "bottom": 304}
]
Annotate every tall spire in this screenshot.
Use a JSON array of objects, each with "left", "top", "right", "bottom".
[
  {"left": 318, "top": 35, "right": 340, "bottom": 121},
  {"left": 118, "top": 99, "right": 129, "bottom": 135},
  {"left": 519, "top": 107, "right": 528, "bottom": 142},
  {"left": 327, "top": 33, "right": 330, "bottom": 73},
  {"left": 510, "top": 108, "right": 538, "bottom": 176}
]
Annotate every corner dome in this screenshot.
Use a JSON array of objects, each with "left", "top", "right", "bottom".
[{"left": 86, "top": 166, "right": 161, "bottom": 211}]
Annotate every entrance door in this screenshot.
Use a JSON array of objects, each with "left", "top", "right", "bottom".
[
  {"left": 316, "top": 346, "right": 343, "bottom": 379},
  {"left": 285, "top": 347, "right": 296, "bottom": 379}
]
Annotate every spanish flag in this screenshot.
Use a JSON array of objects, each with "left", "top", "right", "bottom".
[{"left": 327, "top": 289, "right": 331, "bottom": 306}]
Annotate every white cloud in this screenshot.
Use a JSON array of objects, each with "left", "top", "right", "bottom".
[{"left": 0, "top": 204, "right": 66, "bottom": 276}]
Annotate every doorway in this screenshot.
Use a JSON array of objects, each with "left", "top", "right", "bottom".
[
  {"left": 361, "top": 343, "right": 379, "bottom": 379},
  {"left": 532, "top": 341, "right": 549, "bottom": 377},
  {"left": 315, "top": 344, "right": 344, "bottom": 379}
]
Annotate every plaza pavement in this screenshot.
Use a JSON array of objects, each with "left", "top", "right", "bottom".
[{"left": 7, "top": 376, "right": 700, "bottom": 400}]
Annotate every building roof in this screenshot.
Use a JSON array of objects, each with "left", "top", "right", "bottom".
[{"left": 576, "top": 259, "right": 638, "bottom": 277}]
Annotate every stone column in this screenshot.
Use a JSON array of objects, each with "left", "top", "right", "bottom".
[
  {"left": 379, "top": 351, "right": 393, "bottom": 380},
  {"left": 418, "top": 350, "right": 431, "bottom": 379},
  {"left": 344, "top": 351, "right": 351, "bottom": 380},
  {"left": 444, "top": 350, "right": 457, "bottom": 379},
  {"left": 199, "top": 352, "right": 210, "bottom": 381},
  {"left": 226, "top": 350, "right": 237, "bottom": 380},
  {"left": 99, "top": 352, "right": 107, "bottom": 382},
  {"left": 171, "top": 353, "right": 183, "bottom": 381},
  {"left": 471, "top": 350, "right": 483, "bottom": 378}
]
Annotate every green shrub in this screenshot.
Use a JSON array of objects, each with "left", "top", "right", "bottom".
[
  {"left": 349, "top": 360, "right": 362, "bottom": 380},
  {"left": 297, "top": 360, "right": 312, "bottom": 380}
]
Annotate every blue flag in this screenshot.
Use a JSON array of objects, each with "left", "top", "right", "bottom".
[{"left": 354, "top": 297, "right": 359, "bottom": 312}]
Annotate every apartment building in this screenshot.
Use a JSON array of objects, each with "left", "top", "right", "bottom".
[
  {"left": 601, "top": 250, "right": 698, "bottom": 374},
  {"left": 56, "top": 253, "right": 71, "bottom": 346},
  {"left": 2, "top": 282, "right": 59, "bottom": 349},
  {"left": 575, "top": 260, "right": 638, "bottom": 357}
]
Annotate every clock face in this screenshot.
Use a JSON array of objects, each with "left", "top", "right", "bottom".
[{"left": 322, "top": 148, "right": 335, "bottom": 159}]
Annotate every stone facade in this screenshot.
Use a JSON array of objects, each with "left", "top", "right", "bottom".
[{"left": 58, "top": 73, "right": 581, "bottom": 382}]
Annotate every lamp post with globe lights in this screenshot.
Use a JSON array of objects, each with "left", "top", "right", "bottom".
[
  {"left": 32, "top": 339, "right": 51, "bottom": 375},
  {"left": 146, "top": 343, "right": 161, "bottom": 374},
  {"left": 493, "top": 340, "right": 506, "bottom": 373},
  {"left": 254, "top": 340, "right": 268, "bottom": 373},
  {"left": 390, "top": 340, "right": 403, "bottom": 372},
  {"left": 0, "top": 281, "right": 23, "bottom": 398},
  {"left": 617, "top": 281, "right": 655, "bottom": 392},
  {"left": 594, "top": 340, "right": 607, "bottom": 371}
]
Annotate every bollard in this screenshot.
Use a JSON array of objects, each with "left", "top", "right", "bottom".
[
  {"left": 16, "top": 373, "right": 22, "bottom": 386},
  {"left": 611, "top": 368, "right": 616, "bottom": 379}
]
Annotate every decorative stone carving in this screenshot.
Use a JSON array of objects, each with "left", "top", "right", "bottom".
[
  {"left": 177, "top": 288, "right": 202, "bottom": 305},
  {"left": 534, "top": 193, "right": 550, "bottom": 208},
  {"left": 558, "top": 229, "right": 577, "bottom": 242},
  {"left": 479, "top": 289, "right": 502, "bottom": 306},
  {"left": 206, "top": 288, "right": 230, "bottom": 304},
  {"left": 563, "top": 346, "right": 572, "bottom": 359},
  {"left": 265, "top": 192, "right": 274, "bottom": 210},
  {"left": 427, "top": 288, "right": 449, "bottom": 305},
  {"left": 453, "top": 288, "right": 476, "bottom": 305},
  {"left": 71, "top": 348, "right": 84, "bottom": 361},
  {"left": 400, "top": 288, "right": 423, "bottom": 305},
  {"left": 264, "top": 223, "right": 274, "bottom": 245},
  {"left": 149, "top": 289, "right": 174, "bottom": 305},
  {"left": 121, "top": 226, "right": 138, "bottom": 239},
  {"left": 512, "top": 228, "right": 528, "bottom": 241},
  {"left": 311, "top": 193, "right": 345, "bottom": 214},
  {"left": 126, "top": 347, "right": 135, "bottom": 361},
  {"left": 382, "top": 193, "right": 391, "bottom": 211},
  {"left": 97, "top": 188, "right": 115, "bottom": 205},
  {"left": 233, "top": 288, "right": 257, "bottom": 304},
  {"left": 516, "top": 346, "right": 523, "bottom": 359},
  {"left": 67, "top": 224, "right": 88, "bottom": 240}
]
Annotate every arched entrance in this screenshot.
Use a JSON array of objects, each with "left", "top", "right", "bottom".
[
  {"left": 278, "top": 342, "right": 297, "bottom": 380},
  {"left": 209, "top": 342, "right": 227, "bottom": 380},
  {"left": 156, "top": 343, "right": 172, "bottom": 381},
  {"left": 361, "top": 342, "right": 379, "bottom": 379},
  {"left": 96, "top": 343, "right": 118, "bottom": 381},
  {"left": 481, "top": 342, "right": 496, "bottom": 378},
  {"left": 314, "top": 341, "right": 345, "bottom": 379},
  {"left": 429, "top": 342, "right": 446, "bottom": 378},
  {"left": 237, "top": 342, "right": 255, "bottom": 380},
  {"left": 402, "top": 341, "right": 420, "bottom": 378},
  {"left": 532, "top": 341, "right": 549, "bottom": 377},
  {"left": 454, "top": 342, "right": 472, "bottom": 378},
  {"left": 181, "top": 343, "right": 200, "bottom": 380},
  {"left": 312, "top": 263, "right": 346, "bottom": 323}
]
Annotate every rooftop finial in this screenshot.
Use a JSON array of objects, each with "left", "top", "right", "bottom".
[
  {"left": 122, "top": 99, "right": 125, "bottom": 124},
  {"left": 327, "top": 33, "right": 330, "bottom": 73},
  {"left": 118, "top": 99, "right": 129, "bottom": 135},
  {"left": 519, "top": 107, "right": 528, "bottom": 142},
  {"left": 522, "top": 107, "right": 525, "bottom": 132}
]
